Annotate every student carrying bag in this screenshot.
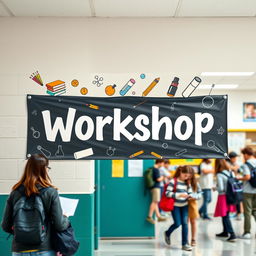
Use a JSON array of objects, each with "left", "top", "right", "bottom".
[
  {"left": 159, "top": 178, "right": 177, "bottom": 212},
  {"left": 246, "top": 162, "right": 256, "bottom": 188},
  {"left": 221, "top": 172, "right": 243, "bottom": 205},
  {"left": 52, "top": 223, "right": 80, "bottom": 256},
  {"left": 12, "top": 186, "right": 49, "bottom": 245}
]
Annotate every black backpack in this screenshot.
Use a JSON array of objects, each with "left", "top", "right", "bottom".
[
  {"left": 52, "top": 223, "right": 80, "bottom": 256},
  {"left": 221, "top": 171, "right": 243, "bottom": 205},
  {"left": 12, "top": 186, "right": 49, "bottom": 245},
  {"left": 245, "top": 162, "right": 256, "bottom": 188}
]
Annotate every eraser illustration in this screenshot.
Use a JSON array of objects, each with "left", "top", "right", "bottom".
[{"left": 74, "top": 148, "right": 94, "bottom": 159}]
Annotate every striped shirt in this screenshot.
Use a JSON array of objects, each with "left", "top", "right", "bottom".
[{"left": 166, "top": 179, "right": 193, "bottom": 207}]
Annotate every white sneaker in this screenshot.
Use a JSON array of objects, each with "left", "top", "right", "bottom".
[
  {"left": 240, "top": 233, "right": 251, "bottom": 239},
  {"left": 182, "top": 244, "right": 192, "bottom": 251}
]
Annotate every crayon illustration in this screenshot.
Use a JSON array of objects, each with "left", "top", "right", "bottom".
[
  {"left": 129, "top": 150, "right": 144, "bottom": 158},
  {"left": 142, "top": 77, "right": 160, "bottom": 96},
  {"left": 120, "top": 79, "right": 136, "bottom": 96},
  {"left": 105, "top": 84, "right": 116, "bottom": 96},
  {"left": 86, "top": 104, "right": 99, "bottom": 110},
  {"left": 150, "top": 152, "right": 163, "bottom": 159}
]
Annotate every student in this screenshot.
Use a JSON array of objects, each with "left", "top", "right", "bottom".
[
  {"left": 237, "top": 147, "right": 256, "bottom": 239},
  {"left": 1, "top": 154, "right": 69, "bottom": 256},
  {"left": 188, "top": 167, "right": 202, "bottom": 246},
  {"left": 199, "top": 159, "right": 214, "bottom": 220},
  {"left": 159, "top": 160, "right": 171, "bottom": 213},
  {"left": 214, "top": 159, "right": 237, "bottom": 242},
  {"left": 227, "top": 151, "right": 243, "bottom": 220},
  {"left": 146, "top": 159, "right": 167, "bottom": 224},
  {"left": 164, "top": 166, "right": 193, "bottom": 251}
]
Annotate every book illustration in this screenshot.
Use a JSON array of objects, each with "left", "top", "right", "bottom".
[{"left": 46, "top": 80, "right": 66, "bottom": 96}]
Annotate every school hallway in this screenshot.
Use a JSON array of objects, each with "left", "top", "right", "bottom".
[{"left": 95, "top": 217, "right": 256, "bottom": 256}]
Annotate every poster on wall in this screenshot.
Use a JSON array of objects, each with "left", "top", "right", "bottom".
[
  {"left": 243, "top": 102, "right": 256, "bottom": 122},
  {"left": 26, "top": 94, "right": 228, "bottom": 160}
]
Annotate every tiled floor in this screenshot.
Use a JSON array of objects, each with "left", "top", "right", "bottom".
[{"left": 95, "top": 216, "right": 256, "bottom": 256}]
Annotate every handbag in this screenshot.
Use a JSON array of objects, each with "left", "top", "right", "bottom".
[
  {"left": 159, "top": 178, "right": 177, "bottom": 212},
  {"left": 52, "top": 223, "right": 80, "bottom": 256}
]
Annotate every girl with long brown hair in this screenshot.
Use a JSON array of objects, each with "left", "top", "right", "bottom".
[
  {"left": 1, "top": 154, "right": 69, "bottom": 256},
  {"left": 214, "top": 159, "right": 237, "bottom": 242},
  {"left": 187, "top": 167, "right": 202, "bottom": 246},
  {"left": 164, "top": 166, "right": 193, "bottom": 251}
]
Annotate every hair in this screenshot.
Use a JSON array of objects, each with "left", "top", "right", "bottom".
[
  {"left": 201, "top": 159, "right": 211, "bottom": 164},
  {"left": 254, "top": 151, "right": 256, "bottom": 158},
  {"left": 215, "top": 159, "right": 230, "bottom": 174},
  {"left": 187, "top": 166, "right": 198, "bottom": 192},
  {"left": 12, "top": 154, "right": 54, "bottom": 197},
  {"left": 164, "top": 159, "right": 170, "bottom": 164},
  {"left": 241, "top": 147, "right": 254, "bottom": 156},
  {"left": 174, "top": 165, "right": 194, "bottom": 187},
  {"left": 155, "top": 159, "right": 164, "bottom": 164}
]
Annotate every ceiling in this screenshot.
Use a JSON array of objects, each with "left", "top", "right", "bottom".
[
  {"left": 1, "top": 0, "right": 256, "bottom": 17},
  {"left": 197, "top": 73, "right": 256, "bottom": 90}
]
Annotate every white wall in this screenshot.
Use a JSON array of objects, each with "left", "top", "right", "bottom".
[{"left": 0, "top": 17, "right": 255, "bottom": 194}]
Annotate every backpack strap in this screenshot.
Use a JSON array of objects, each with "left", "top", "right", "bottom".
[
  {"left": 246, "top": 161, "right": 255, "bottom": 170},
  {"left": 220, "top": 171, "right": 232, "bottom": 179}
]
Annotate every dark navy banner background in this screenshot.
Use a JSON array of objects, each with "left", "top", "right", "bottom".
[{"left": 26, "top": 95, "right": 228, "bottom": 160}]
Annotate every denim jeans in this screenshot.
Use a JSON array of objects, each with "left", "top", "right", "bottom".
[
  {"left": 222, "top": 212, "right": 234, "bottom": 234},
  {"left": 166, "top": 205, "right": 189, "bottom": 245},
  {"left": 12, "top": 251, "right": 56, "bottom": 256},
  {"left": 199, "top": 189, "right": 212, "bottom": 218}
]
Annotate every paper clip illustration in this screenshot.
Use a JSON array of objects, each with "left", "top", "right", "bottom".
[
  {"left": 37, "top": 145, "right": 51, "bottom": 158},
  {"left": 31, "top": 127, "right": 40, "bottom": 139},
  {"left": 207, "top": 140, "right": 220, "bottom": 152},
  {"left": 142, "top": 77, "right": 160, "bottom": 97},
  {"left": 120, "top": 79, "right": 136, "bottom": 96},
  {"left": 151, "top": 152, "right": 163, "bottom": 159},
  {"left": 182, "top": 76, "right": 201, "bottom": 98},
  {"left": 175, "top": 149, "right": 187, "bottom": 157},
  {"left": 129, "top": 150, "right": 144, "bottom": 158}
]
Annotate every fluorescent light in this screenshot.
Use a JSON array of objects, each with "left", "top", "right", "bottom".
[
  {"left": 201, "top": 72, "right": 254, "bottom": 77},
  {"left": 199, "top": 84, "right": 239, "bottom": 89}
]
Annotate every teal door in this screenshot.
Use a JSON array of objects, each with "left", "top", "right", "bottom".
[{"left": 98, "top": 159, "right": 154, "bottom": 238}]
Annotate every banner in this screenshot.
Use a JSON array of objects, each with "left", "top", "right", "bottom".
[{"left": 26, "top": 95, "right": 228, "bottom": 160}]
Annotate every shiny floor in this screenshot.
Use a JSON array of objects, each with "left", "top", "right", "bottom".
[{"left": 95, "top": 216, "right": 256, "bottom": 256}]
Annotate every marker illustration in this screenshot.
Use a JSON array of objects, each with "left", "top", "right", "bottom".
[
  {"left": 142, "top": 77, "right": 160, "bottom": 97},
  {"left": 167, "top": 77, "right": 179, "bottom": 97},
  {"left": 120, "top": 79, "right": 136, "bottom": 96}
]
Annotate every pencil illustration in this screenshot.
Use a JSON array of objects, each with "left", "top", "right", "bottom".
[
  {"left": 129, "top": 150, "right": 144, "bottom": 158},
  {"left": 142, "top": 77, "right": 160, "bottom": 96},
  {"left": 150, "top": 152, "right": 163, "bottom": 159},
  {"left": 86, "top": 104, "right": 99, "bottom": 110}
]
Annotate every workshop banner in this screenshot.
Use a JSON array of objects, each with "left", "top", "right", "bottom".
[{"left": 26, "top": 95, "right": 228, "bottom": 160}]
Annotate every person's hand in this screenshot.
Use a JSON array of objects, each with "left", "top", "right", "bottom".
[
  {"left": 188, "top": 197, "right": 196, "bottom": 201},
  {"left": 179, "top": 193, "right": 189, "bottom": 199}
]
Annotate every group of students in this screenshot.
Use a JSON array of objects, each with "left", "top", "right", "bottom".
[{"left": 146, "top": 146, "right": 256, "bottom": 252}]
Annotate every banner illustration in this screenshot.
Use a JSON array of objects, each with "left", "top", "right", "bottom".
[{"left": 26, "top": 95, "right": 228, "bottom": 160}]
